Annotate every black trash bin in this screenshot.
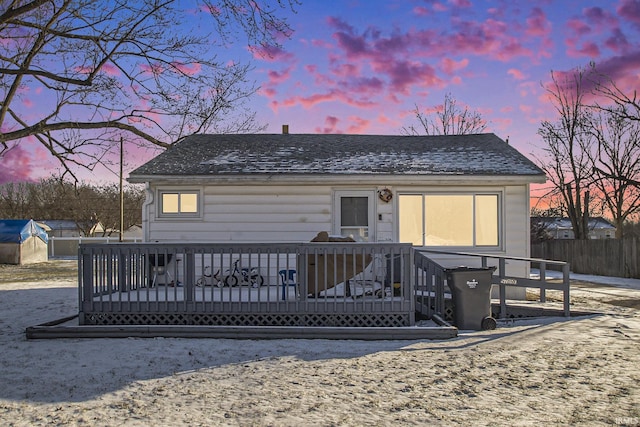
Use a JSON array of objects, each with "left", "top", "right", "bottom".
[{"left": 445, "top": 266, "right": 497, "bottom": 330}]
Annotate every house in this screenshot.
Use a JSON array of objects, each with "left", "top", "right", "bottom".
[
  {"left": 66, "top": 132, "right": 564, "bottom": 331},
  {"left": 37, "top": 219, "right": 104, "bottom": 238},
  {"left": 127, "top": 132, "right": 545, "bottom": 287},
  {"left": 531, "top": 217, "right": 617, "bottom": 240},
  {"left": 0, "top": 219, "right": 49, "bottom": 264}
]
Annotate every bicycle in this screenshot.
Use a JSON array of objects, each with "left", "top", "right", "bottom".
[
  {"left": 196, "top": 265, "right": 222, "bottom": 287},
  {"left": 223, "top": 259, "right": 264, "bottom": 287}
]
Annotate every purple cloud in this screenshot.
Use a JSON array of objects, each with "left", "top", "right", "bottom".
[
  {"left": 617, "top": 0, "right": 640, "bottom": 25},
  {"left": 0, "top": 145, "right": 36, "bottom": 184}
]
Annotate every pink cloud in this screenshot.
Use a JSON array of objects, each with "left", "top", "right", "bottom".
[
  {"left": 508, "top": 68, "right": 526, "bottom": 80},
  {"left": 139, "top": 63, "right": 164, "bottom": 76},
  {"left": 277, "top": 90, "right": 377, "bottom": 111},
  {"left": 379, "top": 61, "right": 442, "bottom": 94},
  {"left": 583, "top": 7, "right": 618, "bottom": 30},
  {"left": 342, "top": 76, "right": 385, "bottom": 95},
  {"left": 0, "top": 145, "right": 36, "bottom": 184},
  {"left": 449, "top": 0, "right": 472, "bottom": 8},
  {"left": 269, "top": 9, "right": 559, "bottom": 114},
  {"left": 74, "top": 63, "right": 120, "bottom": 76},
  {"left": 266, "top": 66, "right": 293, "bottom": 85},
  {"left": 604, "top": 28, "right": 630, "bottom": 53},
  {"left": 519, "top": 104, "right": 533, "bottom": 114},
  {"left": 591, "top": 51, "right": 640, "bottom": 91},
  {"left": 525, "top": 7, "right": 551, "bottom": 36},
  {"left": 74, "top": 65, "right": 93, "bottom": 74},
  {"left": 200, "top": 4, "right": 221, "bottom": 16},
  {"left": 311, "top": 39, "right": 333, "bottom": 49},
  {"left": 331, "top": 63, "right": 360, "bottom": 78},
  {"left": 102, "top": 63, "right": 120, "bottom": 76},
  {"left": 258, "top": 87, "right": 276, "bottom": 97},
  {"left": 433, "top": 2, "right": 448, "bottom": 12},
  {"left": 346, "top": 116, "right": 370, "bottom": 133},
  {"left": 444, "top": 19, "right": 533, "bottom": 61},
  {"left": 441, "top": 58, "right": 469, "bottom": 74},
  {"left": 315, "top": 116, "right": 340, "bottom": 134},
  {"left": 413, "top": 6, "right": 430, "bottom": 16},
  {"left": 492, "top": 117, "right": 513, "bottom": 131},
  {"left": 376, "top": 113, "right": 397, "bottom": 127},
  {"left": 566, "top": 39, "right": 601, "bottom": 58},
  {"left": 170, "top": 62, "right": 202, "bottom": 76},
  {"left": 566, "top": 18, "right": 591, "bottom": 36},
  {"left": 250, "top": 44, "right": 295, "bottom": 62}
]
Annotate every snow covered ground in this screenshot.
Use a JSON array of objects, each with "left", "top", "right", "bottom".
[{"left": 1, "top": 261, "right": 639, "bottom": 426}]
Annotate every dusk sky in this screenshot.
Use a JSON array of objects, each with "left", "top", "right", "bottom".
[{"left": 3, "top": 0, "right": 640, "bottom": 198}]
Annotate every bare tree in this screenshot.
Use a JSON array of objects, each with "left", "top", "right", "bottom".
[
  {"left": 0, "top": 0, "right": 298, "bottom": 179},
  {"left": 588, "top": 107, "right": 640, "bottom": 237},
  {"left": 590, "top": 64, "right": 640, "bottom": 190},
  {"left": 536, "top": 68, "right": 596, "bottom": 239},
  {"left": 591, "top": 62, "right": 640, "bottom": 125},
  {"left": 402, "top": 93, "right": 487, "bottom": 135},
  {"left": 0, "top": 177, "right": 144, "bottom": 235}
]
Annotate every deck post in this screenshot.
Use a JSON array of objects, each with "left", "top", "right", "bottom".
[
  {"left": 563, "top": 263, "right": 571, "bottom": 317},
  {"left": 79, "top": 249, "right": 93, "bottom": 325},
  {"left": 185, "top": 250, "right": 195, "bottom": 302}
]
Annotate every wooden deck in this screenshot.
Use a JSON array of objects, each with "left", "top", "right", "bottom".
[
  {"left": 79, "top": 242, "right": 418, "bottom": 328},
  {"left": 73, "top": 242, "right": 571, "bottom": 335}
]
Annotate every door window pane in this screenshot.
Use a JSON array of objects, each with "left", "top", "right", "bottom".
[
  {"left": 340, "top": 196, "right": 369, "bottom": 241},
  {"left": 341, "top": 197, "right": 368, "bottom": 226}
]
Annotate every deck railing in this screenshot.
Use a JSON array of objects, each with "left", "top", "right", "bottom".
[
  {"left": 79, "top": 242, "right": 415, "bottom": 327},
  {"left": 416, "top": 249, "right": 571, "bottom": 319}
]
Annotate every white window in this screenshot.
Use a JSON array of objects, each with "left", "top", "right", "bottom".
[
  {"left": 158, "top": 190, "right": 201, "bottom": 218},
  {"left": 399, "top": 193, "right": 500, "bottom": 247}
]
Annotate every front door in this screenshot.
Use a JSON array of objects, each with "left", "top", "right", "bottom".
[{"left": 334, "top": 191, "right": 375, "bottom": 242}]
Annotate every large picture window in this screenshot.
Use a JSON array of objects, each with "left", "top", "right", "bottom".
[
  {"left": 158, "top": 190, "right": 201, "bottom": 217},
  {"left": 399, "top": 193, "right": 500, "bottom": 247}
]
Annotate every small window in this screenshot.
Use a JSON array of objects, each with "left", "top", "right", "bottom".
[{"left": 158, "top": 190, "right": 201, "bottom": 217}]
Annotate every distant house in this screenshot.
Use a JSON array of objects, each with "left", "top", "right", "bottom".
[
  {"left": 122, "top": 224, "right": 143, "bottom": 239},
  {"left": 128, "top": 132, "right": 546, "bottom": 285},
  {"left": 0, "top": 219, "right": 49, "bottom": 264},
  {"left": 531, "top": 217, "right": 617, "bottom": 240},
  {"left": 37, "top": 219, "right": 104, "bottom": 238}
]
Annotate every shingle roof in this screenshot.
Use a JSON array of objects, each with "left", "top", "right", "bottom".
[
  {"left": 531, "top": 217, "right": 616, "bottom": 230},
  {"left": 128, "top": 133, "right": 545, "bottom": 180}
]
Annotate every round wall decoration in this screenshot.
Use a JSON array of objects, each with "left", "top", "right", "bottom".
[{"left": 378, "top": 188, "right": 393, "bottom": 203}]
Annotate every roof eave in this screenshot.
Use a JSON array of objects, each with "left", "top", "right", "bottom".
[{"left": 128, "top": 173, "right": 547, "bottom": 186}]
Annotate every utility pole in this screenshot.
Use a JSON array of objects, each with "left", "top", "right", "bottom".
[{"left": 119, "top": 137, "right": 124, "bottom": 242}]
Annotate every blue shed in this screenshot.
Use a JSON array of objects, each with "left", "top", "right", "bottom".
[{"left": 0, "top": 219, "right": 49, "bottom": 264}]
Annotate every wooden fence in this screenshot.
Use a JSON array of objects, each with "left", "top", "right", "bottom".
[{"left": 531, "top": 237, "right": 640, "bottom": 278}]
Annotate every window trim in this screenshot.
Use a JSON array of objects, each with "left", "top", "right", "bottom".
[
  {"left": 156, "top": 188, "right": 203, "bottom": 220},
  {"left": 397, "top": 191, "right": 502, "bottom": 249}
]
